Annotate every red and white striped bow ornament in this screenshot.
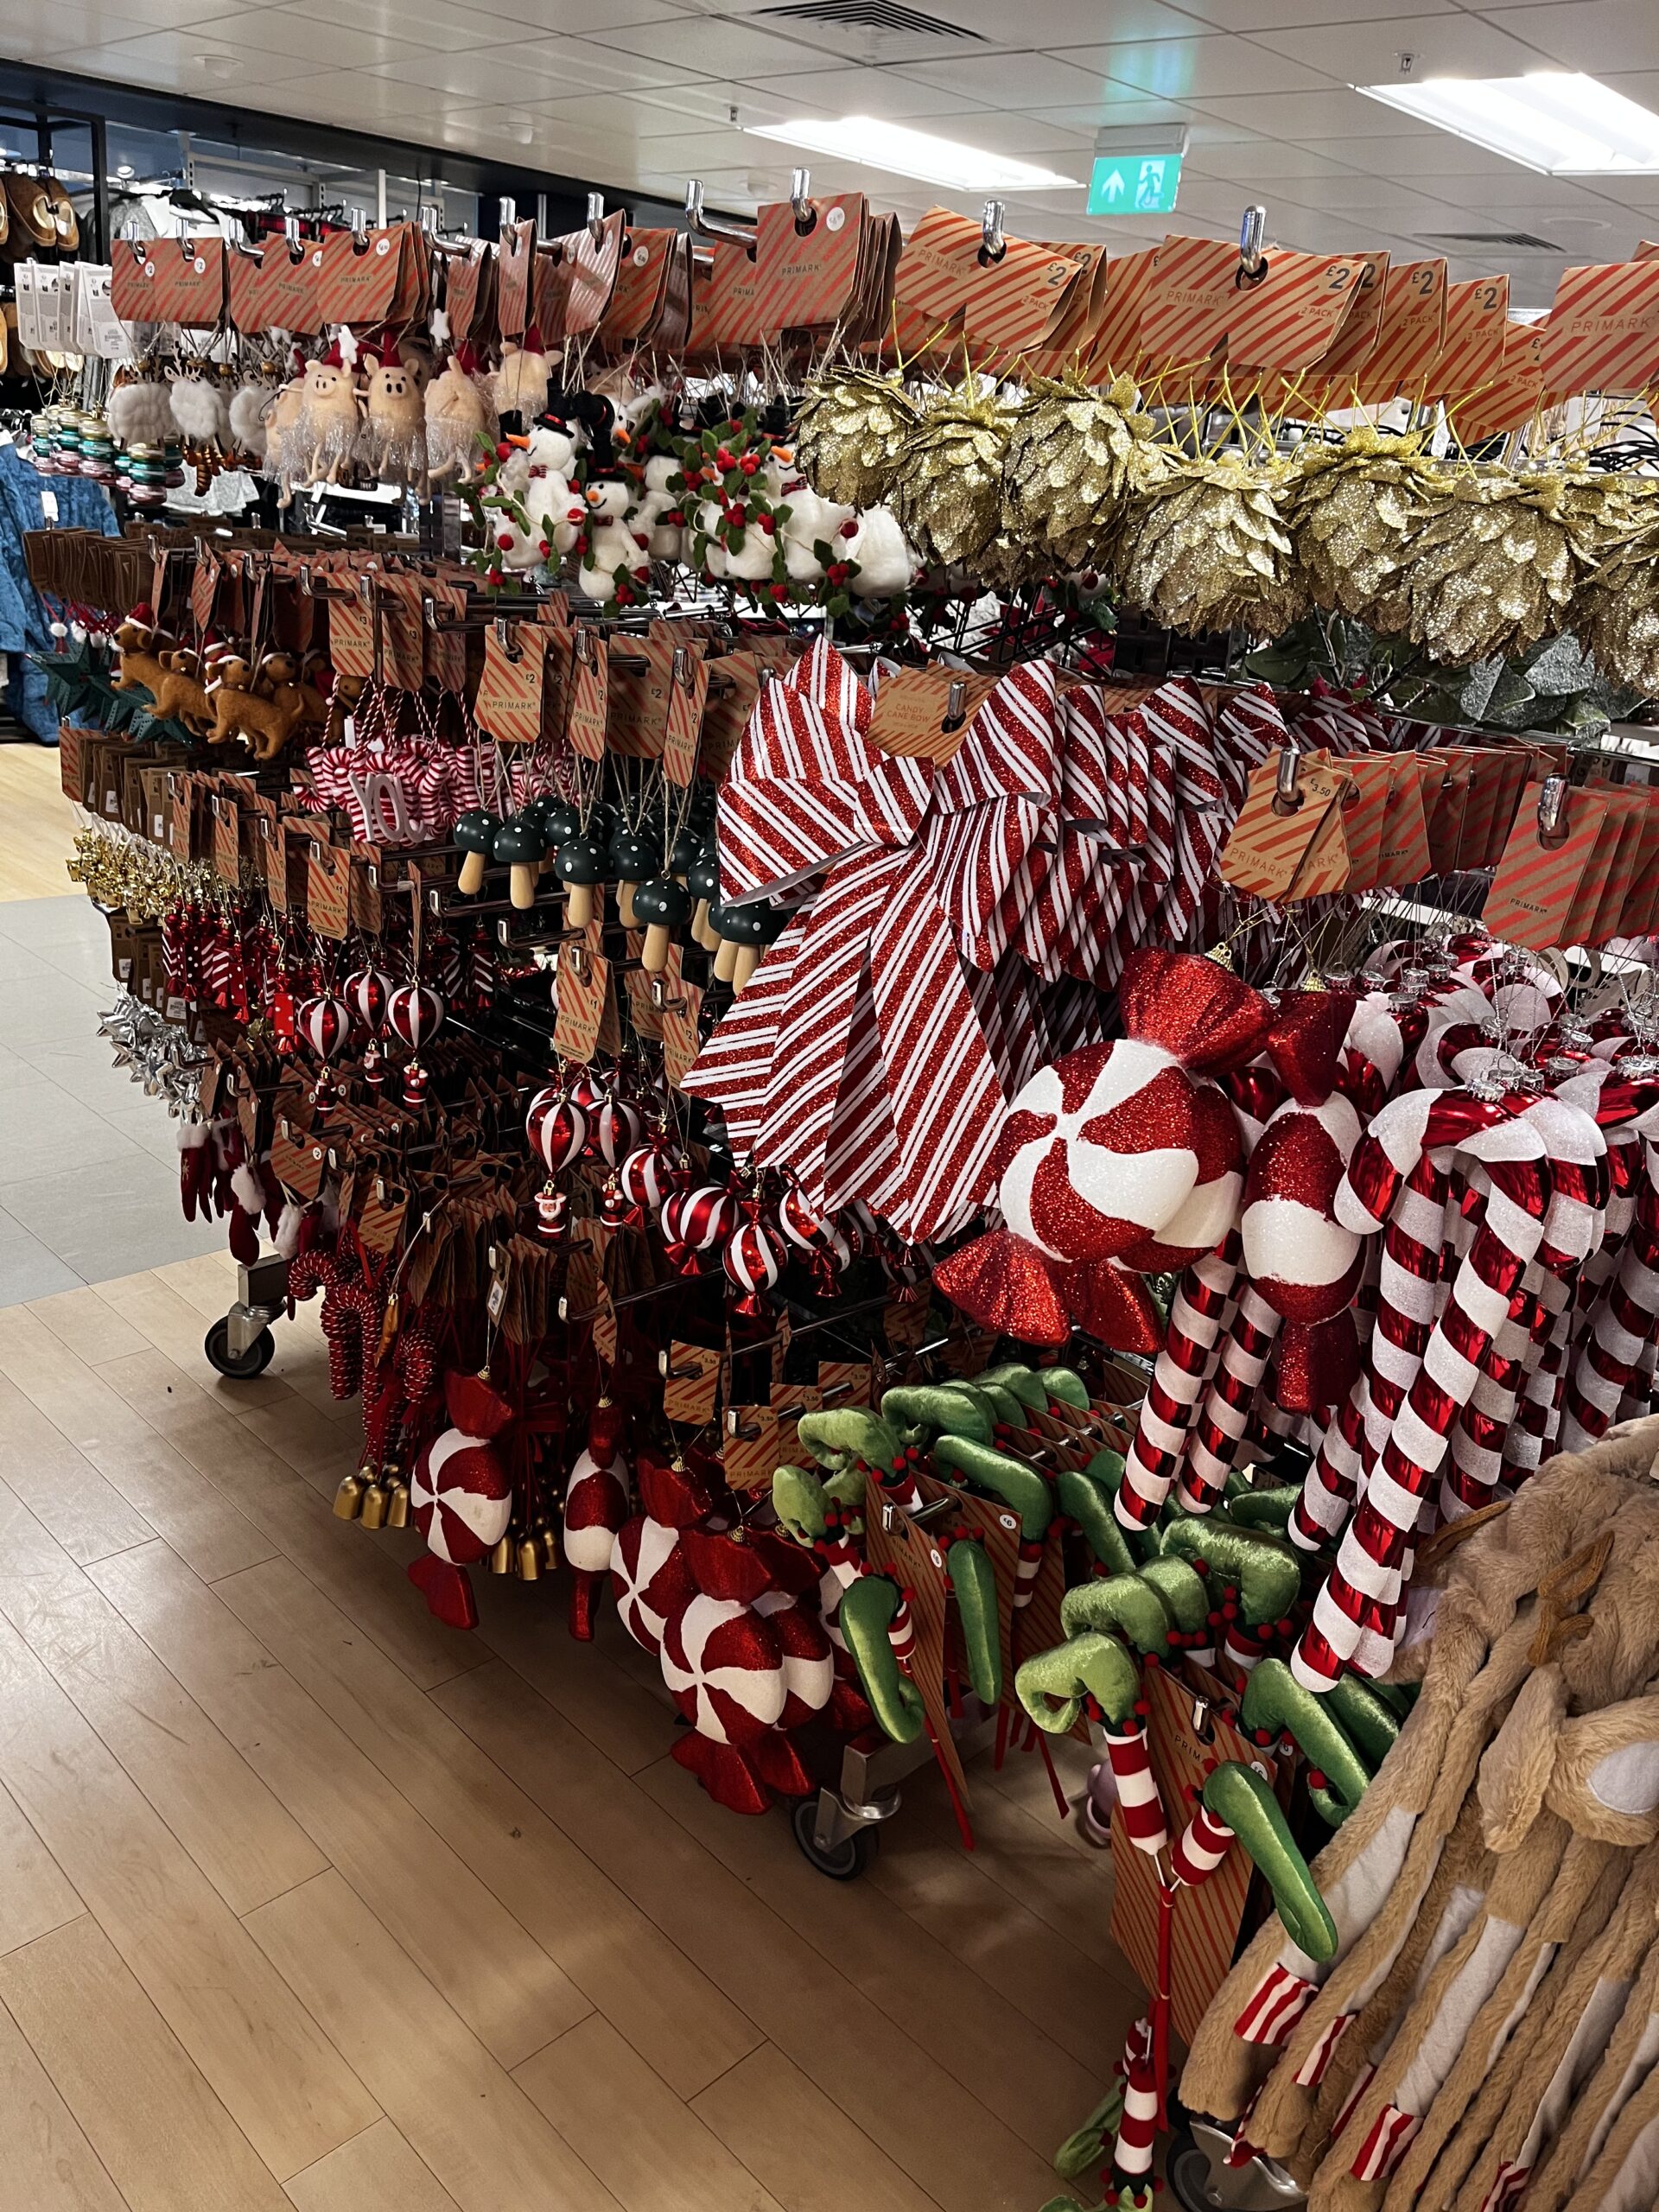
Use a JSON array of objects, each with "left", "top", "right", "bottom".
[{"left": 683, "top": 638, "right": 1061, "bottom": 1243}]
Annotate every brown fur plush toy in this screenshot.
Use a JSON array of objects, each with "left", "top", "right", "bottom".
[
  {"left": 147, "top": 646, "right": 214, "bottom": 735},
  {"left": 207, "top": 654, "right": 304, "bottom": 761},
  {"left": 110, "top": 605, "right": 171, "bottom": 698}
]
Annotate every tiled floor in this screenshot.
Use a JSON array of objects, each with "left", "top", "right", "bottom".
[{"left": 1, "top": 894, "right": 226, "bottom": 1302}]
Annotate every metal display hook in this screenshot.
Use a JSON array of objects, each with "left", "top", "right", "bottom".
[
  {"left": 684, "top": 177, "right": 758, "bottom": 255},
  {"left": 979, "top": 198, "right": 1006, "bottom": 264},
  {"left": 1236, "top": 203, "right": 1268, "bottom": 288},
  {"left": 1271, "top": 743, "right": 1303, "bottom": 816},
  {"left": 586, "top": 190, "right": 606, "bottom": 246},
  {"left": 790, "top": 167, "right": 814, "bottom": 232}
]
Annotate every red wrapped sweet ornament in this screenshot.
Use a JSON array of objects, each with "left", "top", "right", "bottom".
[
  {"left": 935, "top": 950, "right": 1270, "bottom": 1349},
  {"left": 723, "top": 1200, "right": 786, "bottom": 1316},
  {"left": 406, "top": 1370, "right": 515, "bottom": 1631},
  {"left": 661, "top": 1182, "right": 739, "bottom": 1276},
  {"left": 562, "top": 1398, "right": 630, "bottom": 1641},
  {"left": 777, "top": 1183, "right": 852, "bottom": 1298}
]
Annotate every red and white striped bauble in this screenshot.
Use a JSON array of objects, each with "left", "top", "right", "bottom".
[
  {"left": 658, "top": 1593, "right": 786, "bottom": 1745},
  {"left": 526, "top": 1087, "right": 588, "bottom": 1176},
  {"left": 779, "top": 1184, "right": 833, "bottom": 1252},
  {"left": 723, "top": 1205, "right": 785, "bottom": 1313},
  {"left": 1171, "top": 1801, "right": 1236, "bottom": 1886},
  {"left": 410, "top": 1425, "right": 512, "bottom": 1565},
  {"left": 386, "top": 982, "right": 444, "bottom": 1052},
  {"left": 1103, "top": 1722, "right": 1168, "bottom": 1854},
  {"left": 297, "top": 995, "right": 352, "bottom": 1062},
  {"left": 609, "top": 1515, "right": 696, "bottom": 1654},
  {"left": 619, "top": 1139, "right": 685, "bottom": 1213},
  {"left": 591, "top": 1095, "right": 644, "bottom": 1169},
  {"left": 663, "top": 1183, "right": 740, "bottom": 1259},
  {"left": 753, "top": 1588, "right": 834, "bottom": 1726},
  {"left": 344, "top": 965, "right": 391, "bottom": 1034}
]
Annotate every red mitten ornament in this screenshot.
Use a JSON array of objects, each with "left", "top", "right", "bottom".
[{"left": 935, "top": 950, "right": 1268, "bottom": 1348}]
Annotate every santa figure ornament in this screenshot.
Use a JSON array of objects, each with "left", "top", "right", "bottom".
[
  {"left": 407, "top": 1370, "right": 515, "bottom": 1630},
  {"left": 936, "top": 951, "right": 1270, "bottom": 1349}
]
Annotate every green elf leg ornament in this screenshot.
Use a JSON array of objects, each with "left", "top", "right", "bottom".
[
  {"left": 1200, "top": 1762, "right": 1338, "bottom": 1962},
  {"left": 1138, "top": 1554, "right": 1211, "bottom": 1641},
  {"left": 772, "top": 1463, "right": 827, "bottom": 1545},
  {"left": 1327, "top": 1669, "right": 1402, "bottom": 1768},
  {"left": 795, "top": 1407, "right": 902, "bottom": 1474},
  {"left": 1060, "top": 1572, "right": 1174, "bottom": 1658},
  {"left": 1015, "top": 1630, "right": 1141, "bottom": 1734},
  {"left": 880, "top": 1383, "right": 993, "bottom": 1446},
  {"left": 1080, "top": 1448, "right": 1161, "bottom": 1564},
  {"left": 1158, "top": 1516, "right": 1302, "bottom": 1626},
  {"left": 928, "top": 1433, "right": 1053, "bottom": 1541},
  {"left": 945, "top": 1537, "right": 1002, "bottom": 1707},
  {"left": 1054, "top": 1464, "right": 1141, "bottom": 1577},
  {"left": 1239, "top": 1655, "right": 1371, "bottom": 1826},
  {"left": 1224, "top": 1484, "right": 1301, "bottom": 1534},
  {"left": 838, "top": 1575, "right": 926, "bottom": 1744}
]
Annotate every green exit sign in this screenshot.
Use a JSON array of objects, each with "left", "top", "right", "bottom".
[{"left": 1087, "top": 152, "right": 1183, "bottom": 216}]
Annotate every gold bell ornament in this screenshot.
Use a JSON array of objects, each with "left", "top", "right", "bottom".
[
  {"left": 489, "top": 1534, "right": 514, "bottom": 1575},
  {"left": 515, "top": 1535, "right": 542, "bottom": 1581},
  {"left": 334, "top": 1468, "right": 368, "bottom": 1521},
  {"left": 358, "top": 1476, "right": 391, "bottom": 1531}
]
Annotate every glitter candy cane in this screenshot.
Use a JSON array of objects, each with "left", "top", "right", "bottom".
[
  {"left": 1119, "top": 1236, "right": 1240, "bottom": 1529},
  {"left": 1294, "top": 1102, "right": 1551, "bottom": 1690}
]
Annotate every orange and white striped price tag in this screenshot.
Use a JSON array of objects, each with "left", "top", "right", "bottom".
[{"left": 1540, "top": 258, "right": 1659, "bottom": 397}]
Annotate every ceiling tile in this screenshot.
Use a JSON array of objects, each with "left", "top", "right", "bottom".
[
  {"left": 580, "top": 15, "right": 834, "bottom": 74},
  {"left": 48, "top": 29, "right": 322, "bottom": 86},
  {"left": 495, "top": 35, "right": 706, "bottom": 90},
  {"left": 1186, "top": 140, "right": 1357, "bottom": 181},
  {"left": 1175, "top": 0, "right": 1458, "bottom": 23},
  {"left": 1252, "top": 11, "right": 1560, "bottom": 82},
  {"left": 738, "top": 66, "right": 995, "bottom": 119},
  {"left": 363, "top": 47, "right": 582, "bottom": 100},
  {"left": 1060, "top": 36, "right": 1336, "bottom": 100},
  {"left": 143, "top": 6, "right": 426, "bottom": 67},
  {"left": 934, "top": 0, "right": 1214, "bottom": 37},
  {"left": 895, "top": 50, "right": 1124, "bottom": 105},
  {"left": 1025, "top": 93, "right": 1196, "bottom": 131},
  {"left": 1478, "top": 3, "right": 1659, "bottom": 74},
  {"left": 1185, "top": 87, "right": 1446, "bottom": 139},
  {"left": 1296, "top": 130, "right": 1529, "bottom": 176},
  {"left": 624, "top": 79, "right": 806, "bottom": 130}
]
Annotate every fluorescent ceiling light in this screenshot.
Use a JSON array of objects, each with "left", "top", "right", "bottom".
[
  {"left": 1357, "top": 72, "right": 1659, "bottom": 175},
  {"left": 746, "top": 115, "right": 1077, "bottom": 194}
]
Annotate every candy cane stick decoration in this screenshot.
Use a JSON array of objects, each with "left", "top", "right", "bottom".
[
  {"left": 1445, "top": 1091, "right": 1605, "bottom": 1516},
  {"left": 1119, "top": 1236, "right": 1241, "bottom": 1529},
  {"left": 1294, "top": 1100, "right": 1551, "bottom": 1690},
  {"left": 1560, "top": 1135, "right": 1659, "bottom": 1448}
]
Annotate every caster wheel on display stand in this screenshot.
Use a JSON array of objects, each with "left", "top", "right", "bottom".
[
  {"left": 1164, "top": 2120, "right": 1306, "bottom": 2212},
  {"left": 791, "top": 1793, "right": 878, "bottom": 1880},
  {"left": 204, "top": 1317, "right": 275, "bottom": 1379}
]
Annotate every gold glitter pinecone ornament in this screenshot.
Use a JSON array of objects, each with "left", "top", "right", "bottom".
[
  {"left": 1575, "top": 485, "right": 1659, "bottom": 692},
  {"left": 1000, "top": 373, "right": 1152, "bottom": 574},
  {"left": 1111, "top": 454, "right": 1303, "bottom": 640},
  {"left": 1405, "top": 466, "right": 1613, "bottom": 664},
  {"left": 888, "top": 385, "right": 1012, "bottom": 574},
  {"left": 1286, "top": 427, "right": 1435, "bottom": 636},
  {"left": 793, "top": 371, "right": 920, "bottom": 510}
]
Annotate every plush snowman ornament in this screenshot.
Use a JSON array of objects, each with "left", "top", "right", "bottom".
[
  {"left": 578, "top": 475, "right": 649, "bottom": 602},
  {"left": 847, "top": 506, "right": 917, "bottom": 598},
  {"left": 635, "top": 453, "right": 686, "bottom": 563}
]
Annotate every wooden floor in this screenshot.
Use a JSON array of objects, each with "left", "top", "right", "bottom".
[
  {"left": 0, "top": 1248, "right": 1140, "bottom": 2212},
  {"left": 0, "top": 738, "right": 79, "bottom": 901}
]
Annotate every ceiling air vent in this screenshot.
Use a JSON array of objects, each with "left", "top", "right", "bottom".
[
  {"left": 759, "top": 0, "right": 985, "bottom": 44},
  {"left": 1419, "top": 230, "right": 1562, "bottom": 251}
]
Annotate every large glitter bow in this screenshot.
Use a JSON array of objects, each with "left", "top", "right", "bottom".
[{"left": 684, "top": 639, "right": 1059, "bottom": 1242}]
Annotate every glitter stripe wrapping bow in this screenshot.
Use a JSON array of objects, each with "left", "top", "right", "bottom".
[{"left": 684, "top": 638, "right": 1060, "bottom": 1242}]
